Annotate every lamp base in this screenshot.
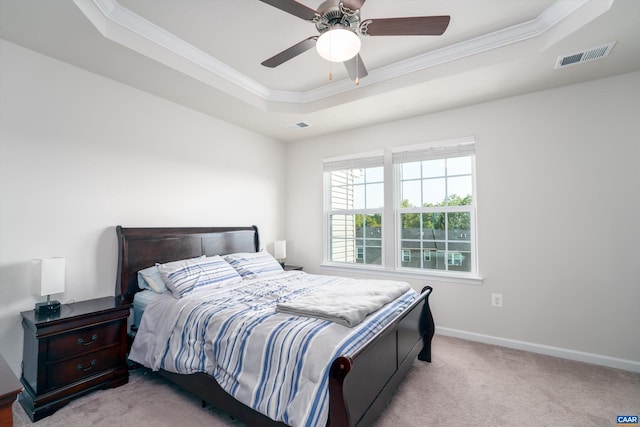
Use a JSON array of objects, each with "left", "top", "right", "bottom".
[{"left": 35, "top": 300, "right": 61, "bottom": 317}]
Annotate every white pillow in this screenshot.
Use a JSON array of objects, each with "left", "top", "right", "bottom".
[
  {"left": 137, "top": 265, "right": 167, "bottom": 293},
  {"left": 158, "top": 255, "right": 241, "bottom": 298},
  {"left": 224, "top": 250, "right": 283, "bottom": 279}
]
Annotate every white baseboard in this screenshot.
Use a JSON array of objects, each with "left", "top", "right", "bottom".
[{"left": 435, "top": 326, "right": 640, "bottom": 373}]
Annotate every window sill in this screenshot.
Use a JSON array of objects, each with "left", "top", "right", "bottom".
[{"left": 319, "top": 263, "right": 483, "bottom": 285}]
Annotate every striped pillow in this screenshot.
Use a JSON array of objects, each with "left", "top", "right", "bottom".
[
  {"left": 224, "top": 250, "right": 283, "bottom": 279},
  {"left": 158, "top": 255, "right": 241, "bottom": 298}
]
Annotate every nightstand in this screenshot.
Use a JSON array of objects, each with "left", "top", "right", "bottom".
[
  {"left": 283, "top": 264, "right": 303, "bottom": 271},
  {"left": 0, "top": 353, "right": 21, "bottom": 427},
  {"left": 19, "top": 296, "right": 130, "bottom": 421}
]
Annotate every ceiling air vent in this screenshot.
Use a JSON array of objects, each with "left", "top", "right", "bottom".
[
  {"left": 555, "top": 42, "right": 616, "bottom": 69},
  {"left": 287, "top": 121, "right": 311, "bottom": 130}
]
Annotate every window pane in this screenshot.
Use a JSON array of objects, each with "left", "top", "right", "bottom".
[
  {"left": 353, "top": 185, "right": 365, "bottom": 209},
  {"left": 401, "top": 180, "right": 421, "bottom": 208},
  {"left": 448, "top": 242, "right": 471, "bottom": 272},
  {"left": 422, "top": 212, "right": 445, "bottom": 240},
  {"left": 402, "top": 161, "right": 421, "bottom": 180},
  {"left": 330, "top": 185, "right": 348, "bottom": 210},
  {"left": 366, "top": 166, "right": 384, "bottom": 183},
  {"left": 447, "top": 156, "right": 472, "bottom": 175},
  {"left": 448, "top": 212, "right": 471, "bottom": 240},
  {"left": 400, "top": 213, "right": 421, "bottom": 238},
  {"left": 365, "top": 245, "right": 382, "bottom": 265},
  {"left": 447, "top": 176, "right": 472, "bottom": 204},
  {"left": 366, "top": 182, "right": 384, "bottom": 208},
  {"left": 400, "top": 241, "right": 420, "bottom": 268},
  {"left": 423, "top": 159, "right": 445, "bottom": 178},
  {"left": 352, "top": 168, "right": 365, "bottom": 184},
  {"left": 423, "top": 178, "right": 446, "bottom": 206}
]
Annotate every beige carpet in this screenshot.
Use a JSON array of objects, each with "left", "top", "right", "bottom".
[{"left": 13, "top": 335, "right": 640, "bottom": 426}]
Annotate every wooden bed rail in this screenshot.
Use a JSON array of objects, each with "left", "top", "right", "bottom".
[{"left": 327, "top": 286, "right": 434, "bottom": 427}]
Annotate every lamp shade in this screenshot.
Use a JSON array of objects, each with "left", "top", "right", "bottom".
[
  {"left": 33, "top": 258, "right": 65, "bottom": 297},
  {"left": 274, "top": 241, "right": 287, "bottom": 260},
  {"left": 316, "top": 27, "right": 361, "bottom": 62}
]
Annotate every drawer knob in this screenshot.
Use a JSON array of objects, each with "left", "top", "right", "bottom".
[
  {"left": 77, "top": 334, "right": 98, "bottom": 346},
  {"left": 76, "top": 359, "right": 97, "bottom": 372}
]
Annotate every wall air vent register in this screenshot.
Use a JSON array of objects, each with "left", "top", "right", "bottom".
[{"left": 555, "top": 42, "right": 616, "bottom": 69}]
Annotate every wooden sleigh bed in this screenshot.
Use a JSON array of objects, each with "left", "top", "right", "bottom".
[{"left": 116, "top": 225, "right": 434, "bottom": 427}]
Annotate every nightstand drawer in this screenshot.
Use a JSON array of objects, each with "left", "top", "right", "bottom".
[
  {"left": 46, "top": 347, "right": 121, "bottom": 391},
  {"left": 48, "top": 321, "right": 121, "bottom": 361}
]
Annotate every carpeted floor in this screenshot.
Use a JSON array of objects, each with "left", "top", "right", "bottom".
[{"left": 13, "top": 335, "right": 640, "bottom": 426}]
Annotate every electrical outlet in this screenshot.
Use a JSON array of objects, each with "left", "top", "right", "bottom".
[{"left": 491, "top": 293, "right": 503, "bottom": 307}]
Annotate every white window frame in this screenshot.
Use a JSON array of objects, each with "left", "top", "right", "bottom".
[
  {"left": 392, "top": 137, "right": 478, "bottom": 278},
  {"left": 322, "top": 139, "right": 481, "bottom": 284},
  {"left": 323, "top": 151, "right": 385, "bottom": 268}
]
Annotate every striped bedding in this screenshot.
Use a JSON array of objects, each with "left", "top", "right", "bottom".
[{"left": 129, "top": 271, "right": 418, "bottom": 427}]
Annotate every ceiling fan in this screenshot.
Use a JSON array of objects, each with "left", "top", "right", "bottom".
[{"left": 259, "top": 0, "right": 450, "bottom": 83}]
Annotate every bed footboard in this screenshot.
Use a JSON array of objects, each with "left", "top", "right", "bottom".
[{"left": 327, "top": 286, "right": 434, "bottom": 427}]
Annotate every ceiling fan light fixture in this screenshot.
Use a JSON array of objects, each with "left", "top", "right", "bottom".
[{"left": 316, "top": 26, "right": 361, "bottom": 62}]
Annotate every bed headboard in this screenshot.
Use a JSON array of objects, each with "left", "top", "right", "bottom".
[{"left": 116, "top": 225, "right": 259, "bottom": 304}]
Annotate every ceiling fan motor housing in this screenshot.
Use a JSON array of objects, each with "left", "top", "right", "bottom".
[{"left": 314, "top": 0, "right": 361, "bottom": 34}]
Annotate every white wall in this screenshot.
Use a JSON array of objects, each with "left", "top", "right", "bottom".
[
  {"left": 285, "top": 71, "right": 640, "bottom": 369},
  {"left": 0, "top": 40, "right": 286, "bottom": 374}
]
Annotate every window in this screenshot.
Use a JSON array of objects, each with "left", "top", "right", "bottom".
[
  {"left": 323, "top": 139, "right": 477, "bottom": 279},
  {"left": 393, "top": 139, "right": 476, "bottom": 275},
  {"left": 324, "top": 153, "right": 384, "bottom": 266}
]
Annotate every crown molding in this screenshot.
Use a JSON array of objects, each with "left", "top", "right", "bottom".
[{"left": 74, "top": 0, "right": 596, "bottom": 107}]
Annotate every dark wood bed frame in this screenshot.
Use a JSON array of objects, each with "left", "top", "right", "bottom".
[{"left": 116, "top": 225, "right": 434, "bottom": 427}]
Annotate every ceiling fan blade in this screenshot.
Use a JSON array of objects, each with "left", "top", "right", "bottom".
[
  {"left": 362, "top": 16, "right": 450, "bottom": 36},
  {"left": 344, "top": 54, "right": 368, "bottom": 81},
  {"left": 341, "top": 0, "right": 366, "bottom": 11},
  {"left": 258, "top": 0, "right": 318, "bottom": 21},
  {"left": 261, "top": 36, "right": 318, "bottom": 68}
]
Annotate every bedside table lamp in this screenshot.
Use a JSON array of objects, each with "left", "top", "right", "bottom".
[
  {"left": 274, "top": 240, "right": 287, "bottom": 267},
  {"left": 33, "top": 257, "right": 65, "bottom": 316}
]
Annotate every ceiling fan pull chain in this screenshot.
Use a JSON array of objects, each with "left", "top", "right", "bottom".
[
  {"left": 355, "top": 57, "right": 359, "bottom": 85},
  {"left": 329, "top": 60, "right": 333, "bottom": 81}
]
